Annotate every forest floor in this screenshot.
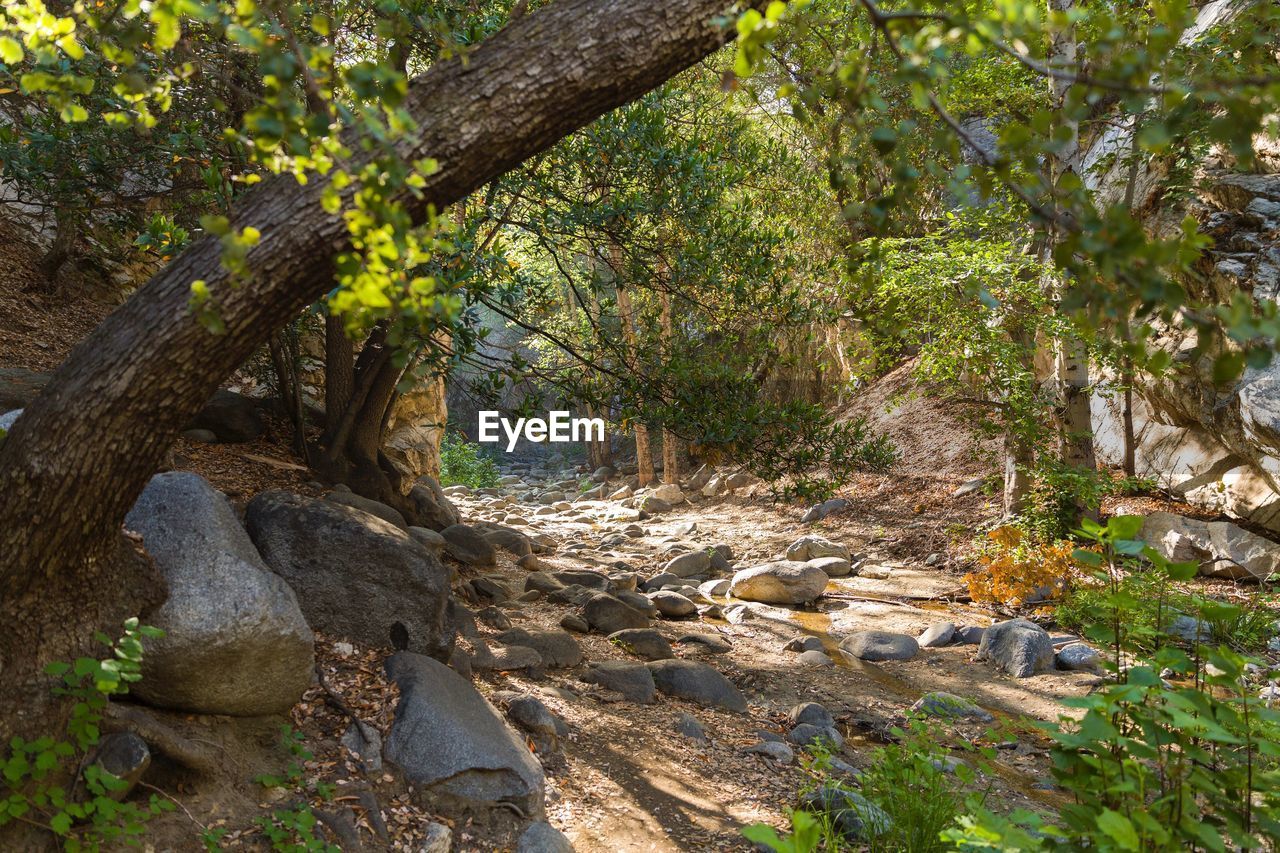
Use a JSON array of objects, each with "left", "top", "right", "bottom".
[{"left": 2, "top": 250, "right": 1272, "bottom": 852}]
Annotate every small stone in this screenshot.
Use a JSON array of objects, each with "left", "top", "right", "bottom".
[
  {"left": 807, "top": 556, "right": 852, "bottom": 577},
  {"left": 910, "top": 691, "right": 993, "bottom": 722},
  {"left": 647, "top": 660, "right": 747, "bottom": 712},
  {"left": 788, "top": 702, "right": 836, "bottom": 729},
  {"left": 797, "top": 650, "right": 835, "bottom": 667},
  {"left": 609, "top": 628, "right": 675, "bottom": 661},
  {"left": 583, "top": 593, "right": 650, "bottom": 634},
  {"left": 664, "top": 551, "right": 711, "bottom": 578},
  {"left": 1056, "top": 643, "right": 1102, "bottom": 672},
  {"left": 560, "top": 614, "right": 590, "bottom": 633},
  {"left": 840, "top": 631, "right": 919, "bottom": 662},
  {"left": 582, "top": 661, "right": 656, "bottom": 704},
  {"left": 420, "top": 822, "right": 452, "bottom": 853},
  {"left": 742, "top": 741, "right": 794, "bottom": 764},
  {"left": 93, "top": 733, "right": 150, "bottom": 801},
  {"left": 649, "top": 590, "right": 698, "bottom": 618},
  {"left": 918, "top": 623, "right": 955, "bottom": 648},
  {"left": 783, "top": 636, "right": 826, "bottom": 653},
  {"left": 788, "top": 723, "right": 843, "bottom": 749},
  {"left": 675, "top": 713, "right": 707, "bottom": 742},
  {"left": 517, "top": 821, "right": 574, "bottom": 853}
]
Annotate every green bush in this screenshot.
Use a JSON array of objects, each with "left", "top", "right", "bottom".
[
  {"left": 0, "top": 619, "right": 172, "bottom": 851},
  {"left": 438, "top": 433, "right": 501, "bottom": 489},
  {"left": 948, "top": 516, "right": 1280, "bottom": 850}
]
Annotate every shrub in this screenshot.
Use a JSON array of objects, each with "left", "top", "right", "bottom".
[
  {"left": 948, "top": 516, "right": 1280, "bottom": 850},
  {"left": 965, "top": 526, "right": 1085, "bottom": 606},
  {"left": 0, "top": 619, "right": 173, "bottom": 850},
  {"left": 438, "top": 432, "right": 501, "bottom": 489}
]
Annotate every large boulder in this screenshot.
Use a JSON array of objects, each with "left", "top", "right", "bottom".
[
  {"left": 1141, "top": 511, "right": 1280, "bottom": 581},
  {"left": 245, "top": 491, "right": 452, "bottom": 659},
  {"left": 384, "top": 653, "right": 545, "bottom": 817},
  {"left": 729, "top": 561, "right": 828, "bottom": 604},
  {"left": 124, "top": 473, "right": 313, "bottom": 715},
  {"left": 323, "top": 491, "right": 408, "bottom": 529},
  {"left": 976, "top": 619, "right": 1055, "bottom": 677},
  {"left": 410, "top": 476, "right": 461, "bottom": 531},
  {"left": 185, "top": 389, "right": 264, "bottom": 443},
  {"left": 646, "top": 660, "right": 748, "bottom": 712},
  {"left": 441, "top": 524, "right": 498, "bottom": 568}
]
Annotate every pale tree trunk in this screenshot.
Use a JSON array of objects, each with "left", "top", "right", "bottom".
[
  {"left": 0, "top": 0, "right": 758, "bottom": 736},
  {"left": 615, "top": 280, "right": 654, "bottom": 487},
  {"left": 608, "top": 217, "right": 654, "bottom": 487},
  {"left": 659, "top": 276, "right": 679, "bottom": 485},
  {"left": 1046, "top": 0, "right": 1096, "bottom": 473}
]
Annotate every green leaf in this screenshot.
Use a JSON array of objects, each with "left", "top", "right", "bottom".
[
  {"left": 1096, "top": 807, "right": 1141, "bottom": 849},
  {"left": 0, "top": 37, "right": 23, "bottom": 65}
]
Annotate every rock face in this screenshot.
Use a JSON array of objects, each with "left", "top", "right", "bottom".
[
  {"left": 1140, "top": 511, "right": 1280, "bottom": 581},
  {"left": 646, "top": 660, "right": 747, "bottom": 712},
  {"left": 729, "top": 561, "right": 828, "bottom": 604},
  {"left": 976, "top": 619, "right": 1055, "bottom": 677},
  {"left": 384, "top": 653, "right": 545, "bottom": 817},
  {"left": 124, "top": 473, "right": 314, "bottom": 715},
  {"left": 839, "top": 631, "right": 919, "bottom": 662},
  {"left": 245, "top": 491, "right": 452, "bottom": 659},
  {"left": 1085, "top": 123, "right": 1280, "bottom": 534}
]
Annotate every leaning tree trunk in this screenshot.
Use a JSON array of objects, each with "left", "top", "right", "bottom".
[{"left": 0, "top": 0, "right": 760, "bottom": 733}]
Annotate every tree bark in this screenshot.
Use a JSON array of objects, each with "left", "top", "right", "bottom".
[
  {"left": 659, "top": 282, "right": 679, "bottom": 485},
  {"left": 1045, "top": 0, "right": 1096, "bottom": 474},
  {"left": 0, "top": 0, "right": 757, "bottom": 724},
  {"left": 615, "top": 269, "right": 654, "bottom": 487},
  {"left": 325, "top": 313, "right": 355, "bottom": 437}
]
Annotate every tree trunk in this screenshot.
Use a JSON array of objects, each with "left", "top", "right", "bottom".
[
  {"left": 325, "top": 313, "right": 355, "bottom": 437},
  {"left": 0, "top": 0, "right": 753, "bottom": 726},
  {"left": 1003, "top": 433, "right": 1034, "bottom": 518},
  {"left": 615, "top": 275, "right": 654, "bottom": 487},
  {"left": 659, "top": 283, "right": 679, "bottom": 485},
  {"left": 1046, "top": 0, "right": 1096, "bottom": 474}
]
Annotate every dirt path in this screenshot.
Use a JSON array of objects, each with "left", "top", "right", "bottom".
[{"left": 447, "top": 475, "right": 1095, "bottom": 850}]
